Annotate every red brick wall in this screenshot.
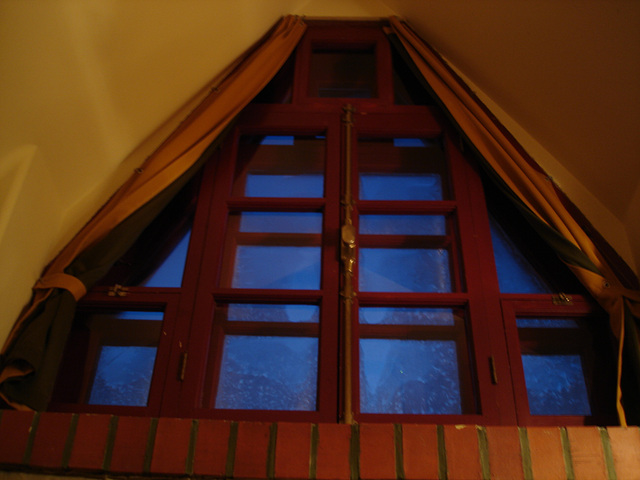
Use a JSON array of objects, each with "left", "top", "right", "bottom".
[{"left": 1, "top": 410, "right": 639, "bottom": 479}]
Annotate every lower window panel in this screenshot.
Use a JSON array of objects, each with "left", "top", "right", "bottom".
[
  {"left": 520, "top": 352, "right": 591, "bottom": 416},
  {"left": 516, "top": 315, "right": 614, "bottom": 419},
  {"left": 52, "top": 310, "right": 163, "bottom": 407},
  {"left": 214, "top": 335, "right": 318, "bottom": 411},
  {"left": 359, "top": 338, "right": 465, "bottom": 414}
]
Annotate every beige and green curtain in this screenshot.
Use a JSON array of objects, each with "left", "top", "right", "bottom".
[
  {"left": 0, "top": 15, "right": 306, "bottom": 411},
  {"left": 1, "top": 15, "right": 638, "bottom": 424},
  {"left": 387, "top": 16, "right": 640, "bottom": 426}
]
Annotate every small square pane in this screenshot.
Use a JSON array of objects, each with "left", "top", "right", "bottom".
[
  {"left": 89, "top": 346, "right": 157, "bottom": 406},
  {"left": 358, "top": 138, "right": 449, "bottom": 200},
  {"left": 231, "top": 245, "right": 321, "bottom": 290},
  {"left": 222, "top": 210, "right": 323, "bottom": 290},
  {"left": 359, "top": 215, "right": 446, "bottom": 236},
  {"left": 518, "top": 316, "right": 594, "bottom": 416},
  {"left": 233, "top": 135, "right": 325, "bottom": 198},
  {"left": 360, "top": 339, "right": 463, "bottom": 414},
  {"left": 238, "top": 212, "right": 322, "bottom": 234},
  {"left": 359, "top": 248, "right": 451, "bottom": 292},
  {"left": 516, "top": 317, "right": 580, "bottom": 329},
  {"left": 521, "top": 354, "right": 591, "bottom": 416},
  {"left": 215, "top": 336, "right": 318, "bottom": 410},
  {"left": 360, "top": 174, "right": 443, "bottom": 201},
  {"left": 309, "top": 48, "right": 376, "bottom": 98},
  {"left": 360, "top": 307, "right": 457, "bottom": 326},
  {"left": 52, "top": 310, "right": 164, "bottom": 406},
  {"left": 223, "top": 303, "right": 319, "bottom": 323}
]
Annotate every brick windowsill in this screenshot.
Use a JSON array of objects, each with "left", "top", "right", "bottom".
[{"left": 1, "top": 410, "right": 639, "bottom": 479}]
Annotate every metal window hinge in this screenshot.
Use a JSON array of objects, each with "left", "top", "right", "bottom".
[
  {"left": 107, "top": 284, "right": 129, "bottom": 297},
  {"left": 552, "top": 293, "right": 573, "bottom": 305},
  {"left": 178, "top": 352, "right": 188, "bottom": 382}
]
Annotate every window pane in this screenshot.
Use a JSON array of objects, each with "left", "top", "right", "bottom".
[
  {"left": 233, "top": 135, "right": 325, "bottom": 198},
  {"left": 222, "top": 211, "right": 323, "bottom": 290},
  {"left": 231, "top": 245, "right": 321, "bottom": 289},
  {"left": 516, "top": 317, "right": 580, "bottom": 329},
  {"left": 98, "top": 173, "right": 198, "bottom": 289},
  {"left": 89, "top": 346, "right": 157, "bottom": 406},
  {"left": 360, "top": 307, "right": 456, "bottom": 326},
  {"left": 358, "top": 138, "right": 449, "bottom": 200},
  {"left": 223, "top": 303, "right": 319, "bottom": 323},
  {"left": 238, "top": 212, "right": 322, "bottom": 234},
  {"left": 360, "top": 174, "right": 443, "bottom": 201},
  {"left": 359, "top": 248, "right": 451, "bottom": 292},
  {"left": 139, "top": 229, "right": 191, "bottom": 287},
  {"left": 360, "top": 339, "right": 463, "bottom": 414},
  {"left": 53, "top": 310, "right": 163, "bottom": 406},
  {"left": 359, "top": 215, "right": 446, "bottom": 235},
  {"left": 309, "top": 48, "right": 376, "bottom": 98},
  {"left": 521, "top": 354, "right": 591, "bottom": 416},
  {"left": 518, "top": 316, "right": 595, "bottom": 416},
  {"left": 489, "top": 216, "right": 553, "bottom": 293},
  {"left": 246, "top": 175, "right": 323, "bottom": 198},
  {"left": 215, "top": 336, "right": 318, "bottom": 410}
]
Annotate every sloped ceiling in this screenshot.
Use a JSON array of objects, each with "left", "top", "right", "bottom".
[
  {"left": 0, "top": 0, "right": 639, "bottom": 340},
  {"left": 388, "top": 0, "right": 640, "bottom": 220}
]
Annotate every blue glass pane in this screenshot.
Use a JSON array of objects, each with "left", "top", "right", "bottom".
[
  {"left": 231, "top": 246, "right": 321, "bottom": 289},
  {"left": 139, "top": 229, "right": 191, "bottom": 287},
  {"left": 521, "top": 354, "right": 591, "bottom": 415},
  {"left": 86, "top": 310, "right": 164, "bottom": 325},
  {"left": 246, "top": 174, "right": 324, "bottom": 198},
  {"left": 215, "top": 336, "right": 318, "bottom": 410},
  {"left": 489, "top": 217, "right": 552, "bottom": 293},
  {"left": 235, "top": 135, "right": 325, "bottom": 198},
  {"left": 360, "top": 339, "right": 462, "bottom": 414},
  {"left": 360, "top": 307, "right": 456, "bottom": 326},
  {"left": 359, "top": 174, "right": 442, "bottom": 201},
  {"left": 226, "top": 304, "right": 319, "bottom": 323},
  {"left": 517, "top": 317, "right": 580, "bottom": 328},
  {"left": 260, "top": 136, "right": 294, "bottom": 145},
  {"left": 359, "top": 215, "right": 446, "bottom": 235},
  {"left": 393, "top": 138, "right": 431, "bottom": 147},
  {"left": 358, "top": 137, "right": 448, "bottom": 200},
  {"left": 88, "top": 346, "right": 157, "bottom": 406},
  {"left": 359, "top": 248, "right": 451, "bottom": 292},
  {"left": 238, "top": 212, "right": 322, "bottom": 233}
]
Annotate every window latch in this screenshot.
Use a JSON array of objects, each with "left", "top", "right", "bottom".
[
  {"left": 107, "top": 284, "right": 129, "bottom": 297},
  {"left": 552, "top": 292, "right": 573, "bottom": 305},
  {"left": 489, "top": 356, "right": 498, "bottom": 384},
  {"left": 178, "top": 352, "right": 188, "bottom": 382}
]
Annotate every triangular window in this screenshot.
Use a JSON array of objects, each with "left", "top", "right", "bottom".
[{"left": 50, "top": 21, "right": 617, "bottom": 426}]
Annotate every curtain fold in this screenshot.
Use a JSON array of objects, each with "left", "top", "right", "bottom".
[
  {"left": 388, "top": 16, "right": 640, "bottom": 425},
  {"left": 0, "top": 15, "right": 306, "bottom": 410}
]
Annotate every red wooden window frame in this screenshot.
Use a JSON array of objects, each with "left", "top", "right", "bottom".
[
  {"left": 500, "top": 297, "right": 618, "bottom": 426},
  {"left": 48, "top": 22, "right": 618, "bottom": 426}
]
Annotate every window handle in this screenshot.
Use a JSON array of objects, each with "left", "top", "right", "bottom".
[
  {"left": 178, "top": 352, "right": 188, "bottom": 381},
  {"left": 489, "top": 356, "right": 498, "bottom": 384}
]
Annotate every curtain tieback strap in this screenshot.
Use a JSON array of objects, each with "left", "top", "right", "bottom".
[{"left": 34, "top": 273, "right": 87, "bottom": 301}]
